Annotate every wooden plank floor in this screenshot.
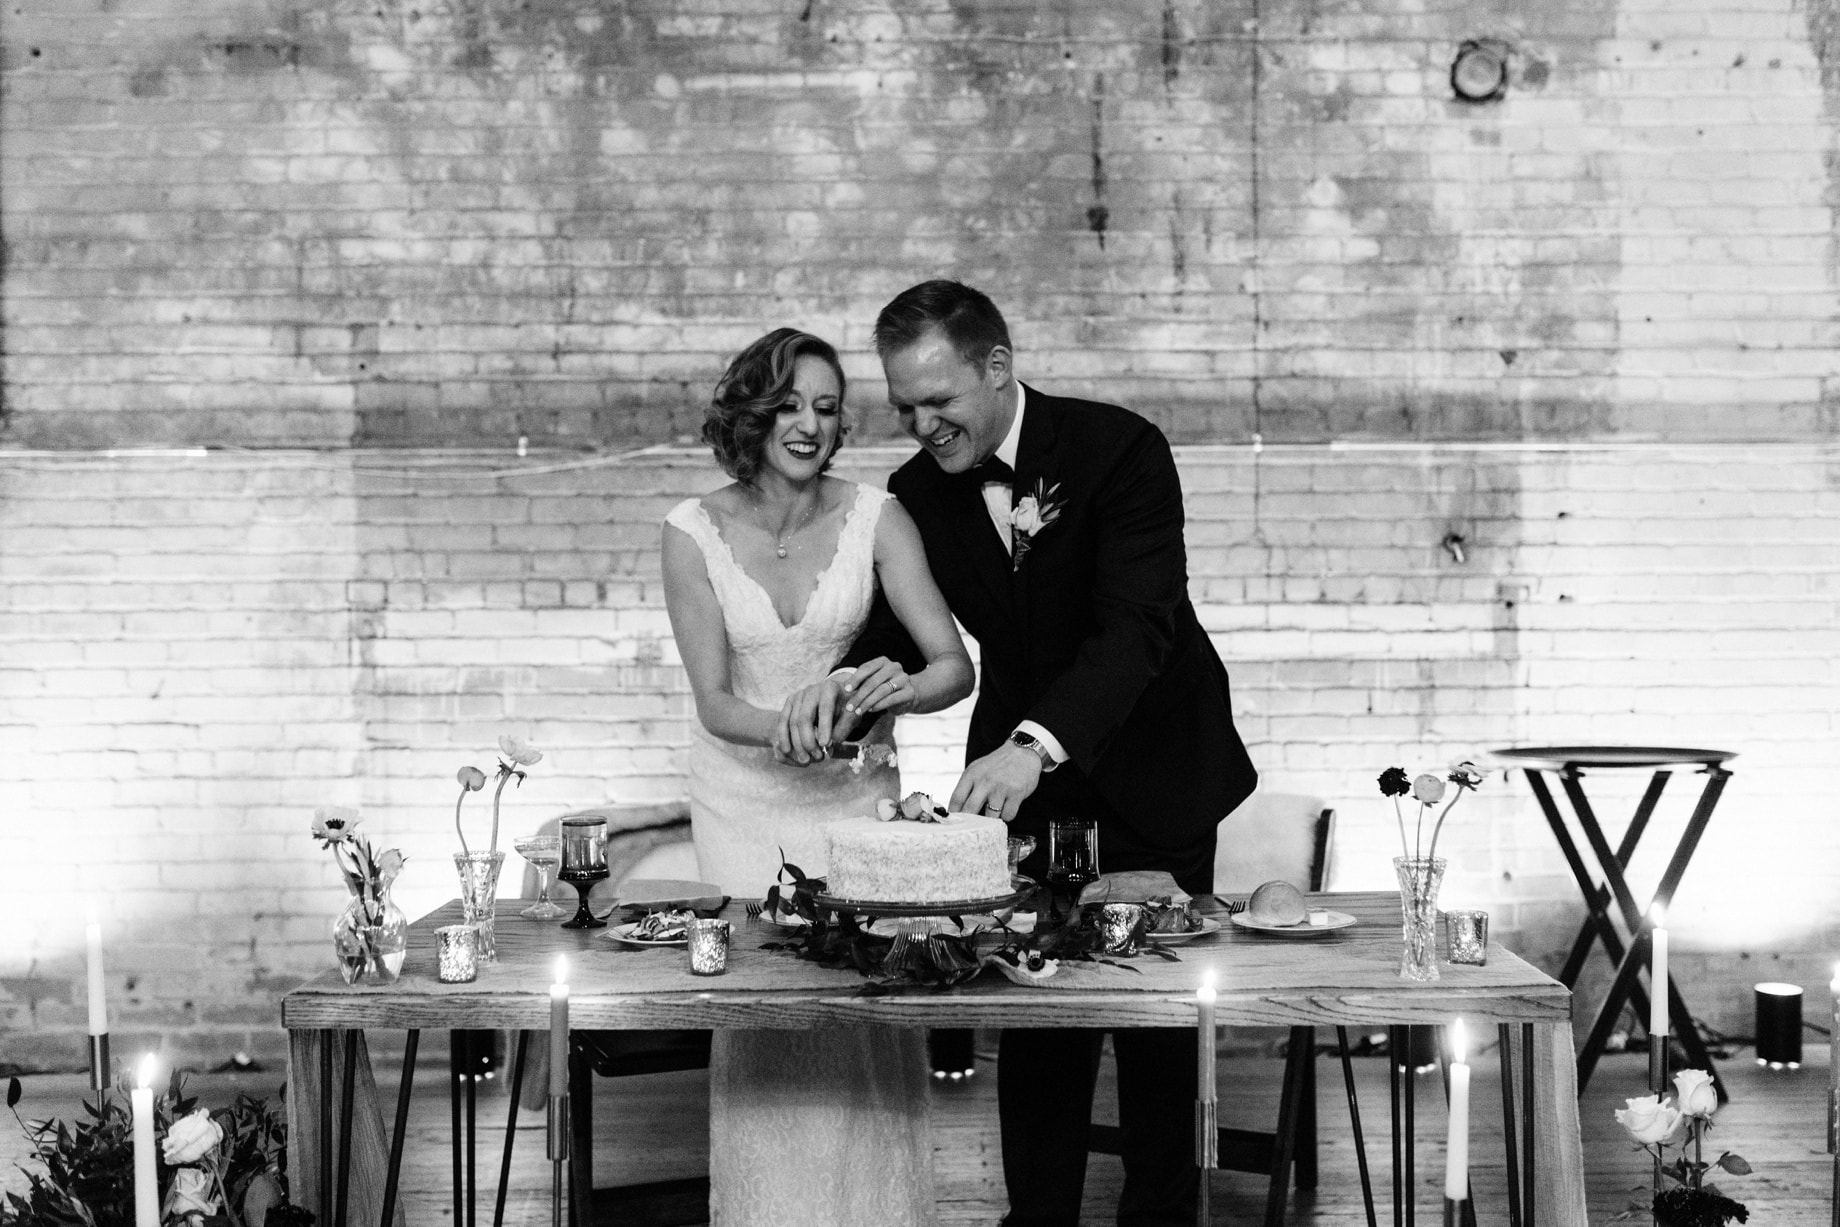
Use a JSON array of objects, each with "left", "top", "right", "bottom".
[{"left": 5, "top": 1037, "right": 1832, "bottom": 1224}]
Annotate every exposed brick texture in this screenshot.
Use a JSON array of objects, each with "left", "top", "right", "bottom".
[
  {"left": 3, "top": 444, "right": 1836, "bottom": 1066},
  {"left": 2, "top": 0, "right": 1839, "bottom": 1068},
  {"left": 7, "top": 0, "right": 1840, "bottom": 449}
]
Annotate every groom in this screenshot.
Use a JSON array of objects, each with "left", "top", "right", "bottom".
[{"left": 822, "top": 280, "right": 1259, "bottom": 1226}]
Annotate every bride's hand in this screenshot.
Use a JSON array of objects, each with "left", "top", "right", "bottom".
[
  {"left": 840, "top": 657, "right": 916, "bottom": 719},
  {"left": 775, "top": 676, "right": 851, "bottom": 765}
]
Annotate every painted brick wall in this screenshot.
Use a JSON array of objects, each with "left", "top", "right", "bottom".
[
  {"left": 3, "top": 443, "right": 1835, "bottom": 1067},
  {"left": 2, "top": 0, "right": 1839, "bottom": 1069},
  {"left": 6, "top": 0, "right": 1840, "bottom": 450}
]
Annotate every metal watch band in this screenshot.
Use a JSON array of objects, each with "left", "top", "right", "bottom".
[{"left": 1009, "top": 730, "right": 1058, "bottom": 772}]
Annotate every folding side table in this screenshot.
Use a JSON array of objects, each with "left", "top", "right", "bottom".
[{"left": 1489, "top": 745, "right": 1735, "bottom": 1100}]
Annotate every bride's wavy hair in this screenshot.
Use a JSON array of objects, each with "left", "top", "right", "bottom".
[{"left": 703, "top": 328, "right": 850, "bottom": 487}]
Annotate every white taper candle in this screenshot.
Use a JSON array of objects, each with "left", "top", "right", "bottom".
[
  {"left": 85, "top": 920, "right": 107, "bottom": 1037},
  {"left": 549, "top": 956, "right": 569, "bottom": 1098},
  {"left": 1444, "top": 1019, "right": 1470, "bottom": 1201},
  {"left": 1649, "top": 904, "right": 1669, "bottom": 1044},
  {"left": 132, "top": 1055, "right": 159, "bottom": 1227}
]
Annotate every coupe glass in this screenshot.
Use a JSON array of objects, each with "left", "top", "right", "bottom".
[{"left": 513, "top": 835, "right": 566, "bottom": 919}]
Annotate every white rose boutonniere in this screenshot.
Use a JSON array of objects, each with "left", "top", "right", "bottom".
[
  {"left": 1010, "top": 479, "right": 1064, "bottom": 571},
  {"left": 160, "top": 1108, "right": 224, "bottom": 1164}
]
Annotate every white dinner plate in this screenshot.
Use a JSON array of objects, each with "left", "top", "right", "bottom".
[
  {"left": 1143, "top": 916, "right": 1222, "bottom": 945},
  {"left": 1228, "top": 910, "right": 1357, "bottom": 937},
  {"left": 603, "top": 921, "right": 688, "bottom": 948}
]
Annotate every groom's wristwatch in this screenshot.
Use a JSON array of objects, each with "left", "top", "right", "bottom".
[{"left": 1008, "top": 730, "right": 1059, "bottom": 773}]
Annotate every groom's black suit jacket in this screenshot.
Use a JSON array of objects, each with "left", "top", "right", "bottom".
[{"left": 864, "top": 385, "right": 1257, "bottom": 878}]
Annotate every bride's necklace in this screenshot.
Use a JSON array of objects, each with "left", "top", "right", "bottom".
[{"left": 757, "top": 490, "right": 823, "bottom": 559}]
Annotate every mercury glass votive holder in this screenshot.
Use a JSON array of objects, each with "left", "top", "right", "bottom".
[
  {"left": 1445, "top": 909, "right": 1489, "bottom": 966},
  {"left": 435, "top": 925, "right": 479, "bottom": 984},
  {"left": 686, "top": 919, "right": 730, "bottom": 976},
  {"left": 1097, "top": 902, "right": 1146, "bottom": 954}
]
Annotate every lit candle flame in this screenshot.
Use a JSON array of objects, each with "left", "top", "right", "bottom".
[
  {"left": 137, "top": 1054, "right": 158, "bottom": 1090},
  {"left": 1831, "top": 960, "right": 1839, "bottom": 992},
  {"left": 1451, "top": 1018, "right": 1467, "bottom": 1065},
  {"left": 1197, "top": 969, "right": 1216, "bottom": 1003},
  {"left": 553, "top": 956, "right": 568, "bottom": 986}
]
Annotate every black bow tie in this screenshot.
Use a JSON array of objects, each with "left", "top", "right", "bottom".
[{"left": 970, "top": 456, "right": 1015, "bottom": 484}]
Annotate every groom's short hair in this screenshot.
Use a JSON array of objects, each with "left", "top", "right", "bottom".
[{"left": 874, "top": 280, "right": 1012, "bottom": 368}]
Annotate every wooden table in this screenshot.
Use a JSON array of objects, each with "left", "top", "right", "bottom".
[{"left": 283, "top": 890, "right": 1586, "bottom": 1227}]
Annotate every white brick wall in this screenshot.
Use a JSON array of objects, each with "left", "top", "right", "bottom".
[{"left": 3, "top": 442, "right": 1836, "bottom": 1064}]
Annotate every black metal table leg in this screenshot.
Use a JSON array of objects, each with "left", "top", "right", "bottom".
[
  {"left": 1523, "top": 1023, "right": 1536, "bottom": 1227},
  {"left": 1404, "top": 1027, "right": 1416, "bottom": 1227},
  {"left": 495, "top": 1032, "right": 530, "bottom": 1227},
  {"left": 1390, "top": 1026, "right": 1404, "bottom": 1227},
  {"left": 381, "top": 1029, "right": 419, "bottom": 1227},
  {"left": 319, "top": 1033, "right": 334, "bottom": 1221},
  {"left": 335, "top": 1029, "right": 358, "bottom": 1227},
  {"left": 450, "top": 1032, "right": 465, "bottom": 1227},
  {"left": 1336, "top": 1026, "right": 1379, "bottom": 1227},
  {"left": 465, "top": 1032, "right": 478, "bottom": 1227},
  {"left": 1497, "top": 1024, "right": 1522, "bottom": 1227}
]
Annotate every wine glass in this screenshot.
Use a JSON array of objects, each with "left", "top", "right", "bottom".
[
  {"left": 557, "top": 816, "right": 610, "bottom": 929},
  {"left": 513, "top": 835, "right": 566, "bottom": 919}
]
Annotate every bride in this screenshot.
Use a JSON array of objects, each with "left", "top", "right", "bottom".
[{"left": 661, "top": 327, "right": 974, "bottom": 1226}]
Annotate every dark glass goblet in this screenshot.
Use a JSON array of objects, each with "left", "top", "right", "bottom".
[{"left": 558, "top": 815, "right": 609, "bottom": 929}]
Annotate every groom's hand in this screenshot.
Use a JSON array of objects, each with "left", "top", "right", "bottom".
[{"left": 950, "top": 744, "right": 1042, "bottom": 823}]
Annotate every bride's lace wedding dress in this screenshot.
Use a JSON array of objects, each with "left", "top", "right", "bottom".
[{"left": 664, "top": 481, "right": 935, "bottom": 1227}]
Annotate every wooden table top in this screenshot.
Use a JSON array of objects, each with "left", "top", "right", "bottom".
[{"left": 281, "top": 891, "right": 1570, "bottom": 1032}]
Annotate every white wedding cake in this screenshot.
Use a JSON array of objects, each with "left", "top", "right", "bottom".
[{"left": 824, "top": 795, "right": 1010, "bottom": 904}]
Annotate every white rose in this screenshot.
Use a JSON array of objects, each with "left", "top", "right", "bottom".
[
  {"left": 1673, "top": 1069, "right": 1719, "bottom": 1118},
  {"left": 498, "top": 734, "right": 544, "bottom": 766},
  {"left": 1012, "top": 497, "right": 1043, "bottom": 535},
  {"left": 1614, "top": 1094, "right": 1683, "bottom": 1145},
  {"left": 161, "top": 1108, "right": 224, "bottom": 1164},
  {"left": 163, "top": 1164, "right": 220, "bottom": 1220},
  {"left": 1411, "top": 773, "right": 1446, "bottom": 805}
]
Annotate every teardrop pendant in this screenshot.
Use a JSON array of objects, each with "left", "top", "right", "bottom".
[{"left": 775, "top": 544, "right": 788, "bottom": 558}]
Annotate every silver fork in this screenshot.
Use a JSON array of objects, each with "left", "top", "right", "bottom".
[
  {"left": 1214, "top": 896, "right": 1247, "bottom": 915},
  {"left": 744, "top": 902, "right": 764, "bottom": 919}
]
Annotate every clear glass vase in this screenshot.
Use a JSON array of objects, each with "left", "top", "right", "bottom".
[
  {"left": 332, "top": 891, "right": 407, "bottom": 985},
  {"left": 454, "top": 850, "right": 506, "bottom": 963},
  {"left": 1394, "top": 856, "right": 1446, "bottom": 982}
]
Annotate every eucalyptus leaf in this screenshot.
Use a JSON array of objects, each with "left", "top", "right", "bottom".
[
  {"left": 6, "top": 1076, "right": 19, "bottom": 1109},
  {"left": 1716, "top": 1153, "right": 1752, "bottom": 1175}
]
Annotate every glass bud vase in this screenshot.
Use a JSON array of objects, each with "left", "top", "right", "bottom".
[
  {"left": 1394, "top": 856, "right": 1446, "bottom": 982},
  {"left": 454, "top": 850, "right": 506, "bottom": 963},
  {"left": 332, "top": 891, "right": 408, "bottom": 985}
]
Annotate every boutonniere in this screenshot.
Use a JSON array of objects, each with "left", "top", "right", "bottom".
[{"left": 1009, "top": 479, "right": 1064, "bottom": 571}]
